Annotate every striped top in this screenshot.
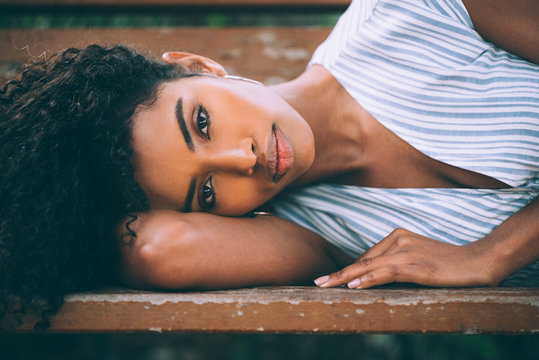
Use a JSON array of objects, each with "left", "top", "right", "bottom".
[{"left": 271, "top": 0, "right": 539, "bottom": 285}]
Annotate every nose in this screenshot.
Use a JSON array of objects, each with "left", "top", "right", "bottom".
[{"left": 204, "top": 138, "right": 256, "bottom": 176}]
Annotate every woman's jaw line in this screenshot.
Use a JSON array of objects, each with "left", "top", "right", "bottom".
[{"left": 269, "top": 64, "right": 368, "bottom": 187}]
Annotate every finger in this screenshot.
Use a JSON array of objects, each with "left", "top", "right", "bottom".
[
  {"left": 355, "top": 228, "right": 410, "bottom": 261},
  {"left": 347, "top": 264, "right": 418, "bottom": 289},
  {"left": 315, "top": 254, "right": 403, "bottom": 288},
  {"left": 315, "top": 258, "right": 375, "bottom": 287},
  {"left": 369, "top": 228, "right": 430, "bottom": 258}
]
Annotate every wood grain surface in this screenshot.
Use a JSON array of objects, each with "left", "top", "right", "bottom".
[
  {"left": 1, "top": 27, "right": 332, "bottom": 85},
  {"left": 2, "top": 287, "right": 538, "bottom": 334}
]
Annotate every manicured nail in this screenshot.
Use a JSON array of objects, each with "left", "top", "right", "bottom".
[
  {"left": 314, "top": 275, "right": 330, "bottom": 287},
  {"left": 348, "top": 278, "right": 362, "bottom": 289}
]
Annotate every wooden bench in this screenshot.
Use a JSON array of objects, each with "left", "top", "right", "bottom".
[
  {"left": 2, "top": 287, "right": 538, "bottom": 334},
  {"left": 0, "top": 0, "right": 347, "bottom": 85},
  {"left": 1, "top": 0, "right": 538, "bottom": 334}
]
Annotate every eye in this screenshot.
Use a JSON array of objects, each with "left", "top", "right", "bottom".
[
  {"left": 197, "top": 105, "right": 210, "bottom": 139},
  {"left": 200, "top": 177, "right": 216, "bottom": 210}
]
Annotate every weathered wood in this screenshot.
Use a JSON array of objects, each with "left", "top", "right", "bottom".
[
  {"left": 0, "top": 27, "right": 331, "bottom": 85},
  {"left": 0, "top": 0, "right": 350, "bottom": 7},
  {"left": 2, "top": 287, "right": 538, "bottom": 334}
]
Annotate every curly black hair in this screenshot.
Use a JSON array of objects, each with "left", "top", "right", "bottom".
[{"left": 0, "top": 44, "right": 192, "bottom": 328}]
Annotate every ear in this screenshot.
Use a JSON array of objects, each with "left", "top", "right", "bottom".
[{"left": 162, "top": 52, "right": 228, "bottom": 76}]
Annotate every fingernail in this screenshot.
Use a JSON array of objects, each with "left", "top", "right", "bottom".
[
  {"left": 348, "top": 278, "right": 361, "bottom": 289},
  {"left": 314, "top": 275, "right": 330, "bottom": 287}
]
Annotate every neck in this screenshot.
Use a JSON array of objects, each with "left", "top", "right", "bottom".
[{"left": 269, "top": 65, "right": 370, "bottom": 186}]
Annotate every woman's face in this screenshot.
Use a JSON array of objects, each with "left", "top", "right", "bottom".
[{"left": 131, "top": 75, "right": 315, "bottom": 216}]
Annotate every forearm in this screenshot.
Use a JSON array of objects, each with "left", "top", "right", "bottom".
[
  {"left": 471, "top": 196, "right": 539, "bottom": 285},
  {"left": 118, "top": 210, "right": 349, "bottom": 290}
]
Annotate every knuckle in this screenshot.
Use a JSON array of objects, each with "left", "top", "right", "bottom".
[
  {"left": 417, "top": 264, "right": 436, "bottom": 282},
  {"left": 395, "top": 235, "right": 412, "bottom": 247},
  {"left": 333, "top": 270, "right": 345, "bottom": 280},
  {"left": 390, "top": 264, "right": 400, "bottom": 277},
  {"left": 392, "top": 227, "right": 408, "bottom": 238},
  {"left": 424, "top": 263, "right": 436, "bottom": 274},
  {"left": 359, "top": 257, "right": 374, "bottom": 267}
]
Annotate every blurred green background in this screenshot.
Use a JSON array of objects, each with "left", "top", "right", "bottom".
[
  {"left": 2, "top": 333, "right": 538, "bottom": 360},
  {"left": 1, "top": 4, "right": 537, "bottom": 359},
  {"left": 0, "top": 8, "right": 340, "bottom": 28}
]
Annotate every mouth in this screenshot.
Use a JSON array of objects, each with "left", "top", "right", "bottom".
[{"left": 268, "top": 124, "right": 294, "bottom": 183}]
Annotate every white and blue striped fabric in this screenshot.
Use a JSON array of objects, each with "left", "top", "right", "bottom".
[{"left": 271, "top": 0, "right": 539, "bottom": 285}]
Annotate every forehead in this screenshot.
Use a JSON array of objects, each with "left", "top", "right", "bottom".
[{"left": 130, "top": 80, "right": 191, "bottom": 210}]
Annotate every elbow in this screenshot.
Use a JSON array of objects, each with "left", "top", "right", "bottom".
[
  {"left": 120, "top": 218, "right": 197, "bottom": 290},
  {"left": 135, "top": 242, "right": 170, "bottom": 288}
]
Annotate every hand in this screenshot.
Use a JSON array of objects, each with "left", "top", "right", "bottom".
[{"left": 314, "top": 228, "right": 497, "bottom": 289}]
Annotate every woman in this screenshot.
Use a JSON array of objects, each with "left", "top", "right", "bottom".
[{"left": 1, "top": 0, "right": 538, "bottom": 316}]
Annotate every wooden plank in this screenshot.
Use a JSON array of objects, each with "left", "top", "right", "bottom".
[
  {"left": 2, "top": 287, "right": 538, "bottom": 334},
  {"left": 0, "top": 0, "right": 351, "bottom": 7},
  {"left": 0, "top": 27, "right": 332, "bottom": 85}
]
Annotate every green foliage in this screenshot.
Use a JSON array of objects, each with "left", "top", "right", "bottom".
[
  {"left": 2, "top": 334, "right": 538, "bottom": 360},
  {"left": 0, "top": 13, "right": 340, "bottom": 29}
]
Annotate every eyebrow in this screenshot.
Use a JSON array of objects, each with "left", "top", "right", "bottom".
[
  {"left": 183, "top": 177, "right": 197, "bottom": 213},
  {"left": 176, "top": 97, "right": 197, "bottom": 212},
  {"left": 176, "top": 97, "right": 194, "bottom": 152}
]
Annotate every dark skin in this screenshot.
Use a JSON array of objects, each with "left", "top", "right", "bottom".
[
  {"left": 118, "top": 0, "right": 539, "bottom": 290},
  {"left": 462, "top": 0, "right": 539, "bottom": 64}
]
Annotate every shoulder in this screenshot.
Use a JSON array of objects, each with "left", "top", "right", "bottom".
[
  {"left": 311, "top": 0, "right": 480, "bottom": 67},
  {"left": 461, "top": 0, "right": 539, "bottom": 64},
  {"left": 421, "top": 0, "right": 475, "bottom": 27}
]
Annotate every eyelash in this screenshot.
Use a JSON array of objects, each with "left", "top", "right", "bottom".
[
  {"left": 196, "top": 105, "right": 215, "bottom": 210},
  {"left": 196, "top": 105, "right": 210, "bottom": 139},
  {"left": 200, "top": 177, "right": 217, "bottom": 211}
]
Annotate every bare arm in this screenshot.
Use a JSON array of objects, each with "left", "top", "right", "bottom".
[
  {"left": 462, "top": 0, "right": 539, "bottom": 64},
  {"left": 478, "top": 195, "right": 539, "bottom": 284},
  {"left": 313, "top": 0, "right": 539, "bottom": 288},
  {"left": 117, "top": 210, "right": 352, "bottom": 290},
  {"left": 315, "top": 196, "right": 539, "bottom": 288}
]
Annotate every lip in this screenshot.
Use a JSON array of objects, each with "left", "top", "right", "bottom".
[
  {"left": 266, "top": 128, "right": 277, "bottom": 182},
  {"left": 267, "top": 124, "right": 293, "bottom": 183}
]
